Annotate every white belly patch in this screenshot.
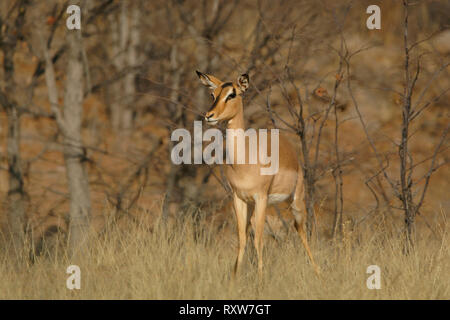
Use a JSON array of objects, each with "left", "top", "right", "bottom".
[{"left": 268, "top": 193, "right": 290, "bottom": 204}]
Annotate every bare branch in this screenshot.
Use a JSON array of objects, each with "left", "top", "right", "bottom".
[{"left": 415, "top": 125, "right": 449, "bottom": 212}]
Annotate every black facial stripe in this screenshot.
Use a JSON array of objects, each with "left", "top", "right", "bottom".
[
  {"left": 208, "top": 102, "right": 217, "bottom": 112},
  {"left": 226, "top": 88, "right": 236, "bottom": 102},
  {"left": 208, "top": 86, "right": 235, "bottom": 111},
  {"left": 209, "top": 88, "right": 223, "bottom": 111}
]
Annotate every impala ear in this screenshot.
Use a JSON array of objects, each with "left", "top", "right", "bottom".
[
  {"left": 196, "top": 70, "right": 222, "bottom": 90},
  {"left": 237, "top": 73, "right": 249, "bottom": 93}
]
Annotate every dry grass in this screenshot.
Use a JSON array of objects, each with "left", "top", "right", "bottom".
[{"left": 0, "top": 210, "right": 448, "bottom": 300}]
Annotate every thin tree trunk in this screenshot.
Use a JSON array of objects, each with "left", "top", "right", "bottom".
[
  {"left": 401, "top": 0, "right": 415, "bottom": 250},
  {"left": 2, "top": 47, "right": 26, "bottom": 254},
  {"left": 108, "top": 2, "right": 129, "bottom": 132},
  {"left": 162, "top": 20, "right": 182, "bottom": 221},
  {"left": 64, "top": 29, "right": 91, "bottom": 254},
  {"left": 162, "top": 158, "right": 179, "bottom": 222},
  {"left": 109, "top": 13, "right": 122, "bottom": 131},
  {"left": 298, "top": 122, "right": 316, "bottom": 240},
  {"left": 122, "top": 1, "right": 140, "bottom": 130},
  {"left": 6, "top": 105, "right": 26, "bottom": 251},
  {"left": 332, "top": 109, "right": 344, "bottom": 240},
  {"left": 304, "top": 177, "right": 316, "bottom": 239},
  {"left": 0, "top": 0, "right": 30, "bottom": 257}
]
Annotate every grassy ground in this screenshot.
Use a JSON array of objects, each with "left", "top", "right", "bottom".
[{"left": 0, "top": 211, "right": 448, "bottom": 299}]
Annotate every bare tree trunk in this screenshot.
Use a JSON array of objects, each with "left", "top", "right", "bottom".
[
  {"left": 0, "top": 4, "right": 29, "bottom": 255},
  {"left": 331, "top": 57, "right": 345, "bottom": 240},
  {"left": 41, "top": 22, "right": 91, "bottom": 255},
  {"left": 108, "top": 1, "right": 140, "bottom": 132},
  {"left": 5, "top": 101, "right": 26, "bottom": 252},
  {"left": 162, "top": 18, "right": 182, "bottom": 222},
  {"left": 122, "top": 1, "right": 140, "bottom": 130},
  {"left": 108, "top": 1, "right": 130, "bottom": 132},
  {"left": 296, "top": 82, "right": 317, "bottom": 240},
  {"left": 63, "top": 29, "right": 91, "bottom": 254},
  {"left": 108, "top": 10, "right": 124, "bottom": 131},
  {"left": 401, "top": 0, "right": 415, "bottom": 250},
  {"left": 162, "top": 158, "right": 179, "bottom": 222},
  {"left": 304, "top": 177, "right": 316, "bottom": 239},
  {"left": 332, "top": 102, "right": 344, "bottom": 240}
]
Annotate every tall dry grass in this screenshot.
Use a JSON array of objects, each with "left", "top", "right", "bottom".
[{"left": 0, "top": 209, "right": 448, "bottom": 299}]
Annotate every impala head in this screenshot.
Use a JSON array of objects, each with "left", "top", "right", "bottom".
[{"left": 196, "top": 70, "right": 249, "bottom": 125}]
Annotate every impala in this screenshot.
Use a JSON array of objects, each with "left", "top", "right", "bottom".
[{"left": 196, "top": 70, "right": 320, "bottom": 277}]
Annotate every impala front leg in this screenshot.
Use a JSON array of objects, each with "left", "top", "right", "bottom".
[
  {"left": 233, "top": 193, "right": 248, "bottom": 277},
  {"left": 253, "top": 194, "right": 268, "bottom": 278}
]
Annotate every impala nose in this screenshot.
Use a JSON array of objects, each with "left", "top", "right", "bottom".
[{"left": 205, "top": 112, "right": 218, "bottom": 125}]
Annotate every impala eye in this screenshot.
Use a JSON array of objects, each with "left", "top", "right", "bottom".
[
  {"left": 210, "top": 93, "right": 215, "bottom": 100},
  {"left": 226, "top": 92, "right": 236, "bottom": 102}
]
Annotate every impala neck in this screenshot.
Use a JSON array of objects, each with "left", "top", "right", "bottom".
[
  {"left": 226, "top": 98, "right": 245, "bottom": 166},
  {"left": 226, "top": 98, "right": 245, "bottom": 131}
]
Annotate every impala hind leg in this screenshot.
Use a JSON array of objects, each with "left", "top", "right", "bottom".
[
  {"left": 292, "top": 182, "right": 320, "bottom": 276},
  {"left": 253, "top": 194, "right": 268, "bottom": 279},
  {"left": 233, "top": 193, "right": 248, "bottom": 277}
]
